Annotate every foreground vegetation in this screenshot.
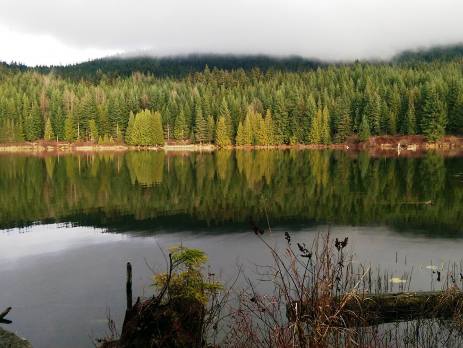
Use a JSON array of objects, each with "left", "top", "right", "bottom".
[
  {"left": 99, "top": 232, "right": 463, "bottom": 347},
  {"left": 1, "top": 51, "right": 463, "bottom": 147}
]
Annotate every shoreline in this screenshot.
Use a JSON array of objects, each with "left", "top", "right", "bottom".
[{"left": 0, "top": 135, "right": 463, "bottom": 155}]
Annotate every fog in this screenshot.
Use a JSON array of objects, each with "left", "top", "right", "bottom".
[{"left": 1, "top": 0, "right": 462, "bottom": 66}]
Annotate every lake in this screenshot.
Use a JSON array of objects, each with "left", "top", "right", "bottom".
[{"left": 1, "top": 150, "right": 463, "bottom": 347}]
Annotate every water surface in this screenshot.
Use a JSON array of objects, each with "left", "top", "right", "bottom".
[{"left": 1, "top": 150, "right": 463, "bottom": 347}]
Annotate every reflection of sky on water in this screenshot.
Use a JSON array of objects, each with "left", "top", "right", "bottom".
[{"left": 1, "top": 223, "right": 463, "bottom": 347}]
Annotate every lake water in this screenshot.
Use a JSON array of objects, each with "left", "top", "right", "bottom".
[{"left": 0, "top": 150, "right": 463, "bottom": 347}]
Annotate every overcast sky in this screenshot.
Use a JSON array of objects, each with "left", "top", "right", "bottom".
[{"left": 0, "top": 0, "right": 462, "bottom": 66}]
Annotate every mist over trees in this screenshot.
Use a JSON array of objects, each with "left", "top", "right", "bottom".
[{"left": 1, "top": 49, "right": 463, "bottom": 146}]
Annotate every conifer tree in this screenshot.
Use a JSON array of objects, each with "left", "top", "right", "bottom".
[
  {"left": 194, "top": 105, "right": 207, "bottom": 143},
  {"left": 334, "top": 110, "right": 352, "bottom": 143},
  {"left": 359, "top": 116, "right": 371, "bottom": 141},
  {"left": 125, "top": 111, "right": 135, "bottom": 145},
  {"left": 64, "top": 113, "right": 76, "bottom": 142},
  {"left": 236, "top": 121, "right": 245, "bottom": 146},
  {"left": 174, "top": 109, "right": 187, "bottom": 140},
  {"left": 242, "top": 113, "right": 253, "bottom": 145},
  {"left": 219, "top": 99, "right": 233, "bottom": 140},
  {"left": 320, "top": 106, "right": 331, "bottom": 144},
  {"left": 206, "top": 115, "right": 215, "bottom": 143},
  {"left": 365, "top": 92, "right": 381, "bottom": 135},
  {"left": 255, "top": 115, "right": 268, "bottom": 146},
  {"left": 152, "top": 111, "right": 165, "bottom": 146},
  {"left": 308, "top": 109, "right": 322, "bottom": 144},
  {"left": 264, "top": 109, "right": 274, "bottom": 145},
  {"left": 44, "top": 118, "right": 55, "bottom": 141},
  {"left": 402, "top": 94, "right": 416, "bottom": 135},
  {"left": 215, "top": 116, "right": 231, "bottom": 147},
  {"left": 88, "top": 119, "right": 99, "bottom": 142},
  {"left": 420, "top": 84, "right": 447, "bottom": 142}
]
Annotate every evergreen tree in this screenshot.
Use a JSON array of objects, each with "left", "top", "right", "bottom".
[
  {"left": 447, "top": 80, "right": 461, "bottom": 133},
  {"left": 88, "top": 119, "right": 99, "bottom": 142},
  {"left": 174, "top": 109, "right": 187, "bottom": 140},
  {"left": 215, "top": 116, "right": 231, "bottom": 147},
  {"left": 359, "top": 116, "right": 371, "bottom": 141},
  {"left": 64, "top": 113, "right": 76, "bottom": 142},
  {"left": 242, "top": 112, "right": 253, "bottom": 145},
  {"left": 44, "top": 118, "right": 55, "bottom": 141},
  {"left": 152, "top": 111, "right": 165, "bottom": 146},
  {"left": 320, "top": 106, "right": 331, "bottom": 144},
  {"left": 273, "top": 92, "right": 289, "bottom": 144},
  {"left": 236, "top": 121, "right": 245, "bottom": 146},
  {"left": 126, "top": 111, "right": 135, "bottom": 145},
  {"left": 308, "top": 109, "right": 322, "bottom": 144},
  {"left": 264, "top": 109, "right": 274, "bottom": 145},
  {"left": 255, "top": 115, "right": 268, "bottom": 146},
  {"left": 420, "top": 84, "right": 447, "bottom": 142},
  {"left": 365, "top": 92, "right": 381, "bottom": 135},
  {"left": 194, "top": 105, "right": 207, "bottom": 143},
  {"left": 334, "top": 110, "right": 352, "bottom": 143},
  {"left": 206, "top": 115, "right": 215, "bottom": 143},
  {"left": 402, "top": 94, "right": 416, "bottom": 135}
]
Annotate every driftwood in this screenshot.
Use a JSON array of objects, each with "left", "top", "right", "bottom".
[
  {"left": 287, "top": 290, "right": 463, "bottom": 327},
  {"left": 0, "top": 307, "right": 12, "bottom": 324}
]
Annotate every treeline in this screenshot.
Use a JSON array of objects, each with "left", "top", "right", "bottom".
[
  {"left": 34, "top": 54, "right": 324, "bottom": 81},
  {"left": 1, "top": 60, "right": 463, "bottom": 146},
  {"left": 394, "top": 44, "right": 463, "bottom": 64}
]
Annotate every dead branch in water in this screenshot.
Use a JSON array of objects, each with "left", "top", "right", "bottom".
[{"left": 0, "top": 306, "right": 12, "bottom": 324}]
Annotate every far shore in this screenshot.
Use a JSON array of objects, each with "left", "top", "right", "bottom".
[{"left": 1, "top": 135, "right": 463, "bottom": 156}]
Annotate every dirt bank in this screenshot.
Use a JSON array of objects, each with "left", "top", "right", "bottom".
[{"left": 0, "top": 135, "right": 462, "bottom": 155}]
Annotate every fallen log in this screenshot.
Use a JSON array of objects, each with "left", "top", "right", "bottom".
[{"left": 287, "top": 290, "right": 463, "bottom": 327}]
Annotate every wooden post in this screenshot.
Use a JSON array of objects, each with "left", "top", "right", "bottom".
[{"left": 126, "top": 262, "right": 133, "bottom": 311}]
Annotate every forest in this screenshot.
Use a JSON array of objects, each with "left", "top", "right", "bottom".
[{"left": 1, "top": 46, "right": 463, "bottom": 146}]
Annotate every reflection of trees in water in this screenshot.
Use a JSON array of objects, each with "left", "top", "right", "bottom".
[
  {"left": 0, "top": 151, "right": 462, "bottom": 233},
  {"left": 127, "top": 151, "right": 165, "bottom": 186}
]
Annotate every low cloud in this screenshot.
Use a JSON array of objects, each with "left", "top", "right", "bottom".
[{"left": 1, "top": 0, "right": 462, "bottom": 65}]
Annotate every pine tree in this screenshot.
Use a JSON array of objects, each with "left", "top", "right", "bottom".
[
  {"left": 152, "top": 111, "right": 165, "bottom": 146},
  {"left": 219, "top": 99, "right": 233, "bottom": 140},
  {"left": 236, "top": 121, "right": 245, "bottom": 146},
  {"left": 88, "top": 119, "right": 99, "bottom": 142},
  {"left": 402, "top": 94, "right": 416, "bottom": 135},
  {"left": 29, "top": 101, "right": 43, "bottom": 141},
  {"left": 334, "top": 111, "right": 351, "bottom": 143},
  {"left": 320, "top": 106, "right": 331, "bottom": 144},
  {"left": 273, "top": 92, "right": 289, "bottom": 144},
  {"left": 242, "top": 113, "right": 253, "bottom": 145},
  {"left": 264, "top": 109, "right": 274, "bottom": 145},
  {"left": 215, "top": 116, "right": 231, "bottom": 147},
  {"left": 64, "top": 113, "right": 76, "bottom": 142},
  {"left": 125, "top": 111, "right": 135, "bottom": 145},
  {"left": 194, "top": 105, "right": 207, "bottom": 143},
  {"left": 365, "top": 92, "right": 381, "bottom": 135},
  {"left": 206, "top": 115, "right": 215, "bottom": 143},
  {"left": 44, "top": 118, "right": 55, "bottom": 141},
  {"left": 308, "top": 109, "right": 322, "bottom": 144},
  {"left": 420, "top": 84, "right": 447, "bottom": 142},
  {"left": 255, "top": 115, "right": 268, "bottom": 146},
  {"left": 174, "top": 109, "right": 187, "bottom": 140},
  {"left": 359, "top": 116, "right": 370, "bottom": 141},
  {"left": 447, "top": 80, "right": 461, "bottom": 133}
]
